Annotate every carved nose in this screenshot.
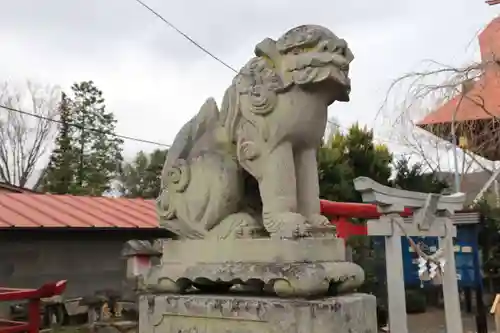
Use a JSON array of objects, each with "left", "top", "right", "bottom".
[
  {"left": 335, "top": 39, "right": 354, "bottom": 63},
  {"left": 332, "top": 40, "right": 347, "bottom": 56}
]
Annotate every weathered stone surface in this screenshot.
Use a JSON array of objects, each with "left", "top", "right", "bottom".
[
  {"left": 160, "top": 238, "right": 346, "bottom": 264},
  {"left": 139, "top": 293, "right": 377, "bottom": 333},
  {"left": 156, "top": 24, "right": 354, "bottom": 240},
  {"left": 134, "top": 238, "right": 364, "bottom": 297}
]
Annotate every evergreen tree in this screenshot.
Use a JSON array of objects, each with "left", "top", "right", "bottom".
[
  {"left": 41, "top": 81, "right": 123, "bottom": 195},
  {"left": 119, "top": 149, "right": 167, "bottom": 199},
  {"left": 391, "top": 156, "right": 449, "bottom": 193},
  {"left": 318, "top": 123, "right": 393, "bottom": 202},
  {"left": 39, "top": 92, "right": 75, "bottom": 194}
]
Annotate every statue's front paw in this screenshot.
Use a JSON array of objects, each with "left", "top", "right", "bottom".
[
  {"left": 307, "top": 214, "right": 331, "bottom": 227},
  {"left": 307, "top": 214, "right": 337, "bottom": 237},
  {"left": 263, "top": 212, "right": 311, "bottom": 239}
]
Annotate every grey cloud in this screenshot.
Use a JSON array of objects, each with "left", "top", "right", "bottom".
[
  {"left": 0, "top": 0, "right": 413, "bottom": 66},
  {"left": 133, "top": 0, "right": 414, "bottom": 64},
  {"left": 1, "top": 0, "right": 498, "bottom": 160},
  {"left": 0, "top": 0, "right": 134, "bottom": 44}
]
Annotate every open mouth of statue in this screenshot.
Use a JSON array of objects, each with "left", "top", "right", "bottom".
[
  {"left": 333, "top": 66, "right": 351, "bottom": 88},
  {"left": 284, "top": 51, "right": 351, "bottom": 89},
  {"left": 287, "top": 52, "right": 349, "bottom": 71}
]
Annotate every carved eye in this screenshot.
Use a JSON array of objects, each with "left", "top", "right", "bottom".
[{"left": 319, "top": 40, "right": 335, "bottom": 53}]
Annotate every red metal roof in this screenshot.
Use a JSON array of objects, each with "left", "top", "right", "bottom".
[
  {"left": 0, "top": 194, "right": 470, "bottom": 229},
  {"left": 418, "top": 16, "right": 500, "bottom": 125},
  {"left": 417, "top": 76, "right": 500, "bottom": 125},
  {"left": 0, "top": 193, "right": 158, "bottom": 229}
]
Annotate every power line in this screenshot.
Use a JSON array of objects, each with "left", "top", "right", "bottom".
[
  {"left": 134, "top": 0, "right": 238, "bottom": 73},
  {"left": 0, "top": 104, "right": 171, "bottom": 148},
  {"left": 2, "top": 1, "right": 238, "bottom": 149},
  {"left": 132, "top": 0, "right": 470, "bottom": 154},
  {"left": 133, "top": 0, "right": 411, "bottom": 150},
  {"left": 2, "top": 101, "right": 408, "bottom": 151}
]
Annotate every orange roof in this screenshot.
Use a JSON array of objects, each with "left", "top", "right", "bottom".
[
  {"left": 417, "top": 76, "right": 500, "bottom": 125},
  {"left": 418, "top": 16, "right": 500, "bottom": 125},
  {"left": 0, "top": 193, "right": 159, "bottom": 229}
]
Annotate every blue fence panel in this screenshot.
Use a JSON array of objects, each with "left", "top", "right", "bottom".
[
  {"left": 372, "top": 224, "right": 480, "bottom": 288},
  {"left": 454, "top": 224, "right": 480, "bottom": 287},
  {"left": 401, "top": 236, "right": 439, "bottom": 286}
]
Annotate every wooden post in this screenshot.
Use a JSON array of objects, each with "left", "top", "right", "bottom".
[
  {"left": 474, "top": 220, "right": 488, "bottom": 333},
  {"left": 464, "top": 288, "right": 472, "bottom": 313},
  {"left": 490, "top": 294, "right": 500, "bottom": 333}
]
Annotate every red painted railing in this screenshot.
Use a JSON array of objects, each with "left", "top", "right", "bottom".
[
  {"left": 320, "top": 199, "right": 412, "bottom": 219},
  {"left": 0, "top": 280, "right": 67, "bottom": 333},
  {"left": 320, "top": 199, "right": 413, "bottom": 239}
]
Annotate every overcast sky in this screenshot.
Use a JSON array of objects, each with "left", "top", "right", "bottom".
[{"left": 0, "top": 0, "right": 499, "bottom": 161}]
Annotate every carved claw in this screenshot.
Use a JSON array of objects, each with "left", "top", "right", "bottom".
[
  {"left": 264, "top": 212, "right": 311, "bottom": 239},
  {"left": 306, "top": 214, "right": 337, "bottom": 237},
  {"left": 307, "top": 214, "right": 331, "bottom": 227}
]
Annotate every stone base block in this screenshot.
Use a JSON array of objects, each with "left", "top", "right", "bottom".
[
  {"left": 139, "top": 293, "right": 377, "bottom": 333},
  {"left": 138, "top": 238, "right": 365, "bottom": 297}
]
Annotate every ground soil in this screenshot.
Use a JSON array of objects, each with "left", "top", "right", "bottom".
[{"left": 407, "top": 309, "right": 496, "bottom": 333}]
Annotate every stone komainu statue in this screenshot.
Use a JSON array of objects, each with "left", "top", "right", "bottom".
[{"left": 157, "top": 25, "right": 353, "bottom": 239}]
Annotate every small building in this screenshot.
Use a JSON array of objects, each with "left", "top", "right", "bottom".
[
  {"left": 0, "top": 191, "right": 170, "bottom": 300},
  {"left": 417, "top": 16, "right": 500, "bottom": 162}
]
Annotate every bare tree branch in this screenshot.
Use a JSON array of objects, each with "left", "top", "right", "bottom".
[
  {"left": 378, "top": 54, "right": 500, "bottom": 182},
  {"left": 0, "top": 81, "right": 60, "bottom": 187}
]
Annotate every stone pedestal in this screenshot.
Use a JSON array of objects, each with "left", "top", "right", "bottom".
[
  {"left": 138, "top": 293, "right": 377, "bottom": 333},
  {"left": 136, "top": 238, "right": 365, "bottom": 297}
]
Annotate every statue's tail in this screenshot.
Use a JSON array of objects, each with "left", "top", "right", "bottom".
[
  {"left": 161, "top": 97, "right": 220, "bottom": 180},
  {"left": 157, "top": 97, "right": 245, "bottom": 238},
  {"left": 216, "top": 85, "right": 240, "bottom": 148}
]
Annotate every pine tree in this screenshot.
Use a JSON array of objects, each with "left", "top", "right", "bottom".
[
  {"left": 391, "top": 157, "right": 449, "bottom": 193},
  {"left": 119, "top": 149, "right": 167, "bottom": 198},
  {"left": 40, "top": 81, "right": 123, "bottom": 196},
  {"left": 39, "top": 92, "right": 75, "bottom": 194}
]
